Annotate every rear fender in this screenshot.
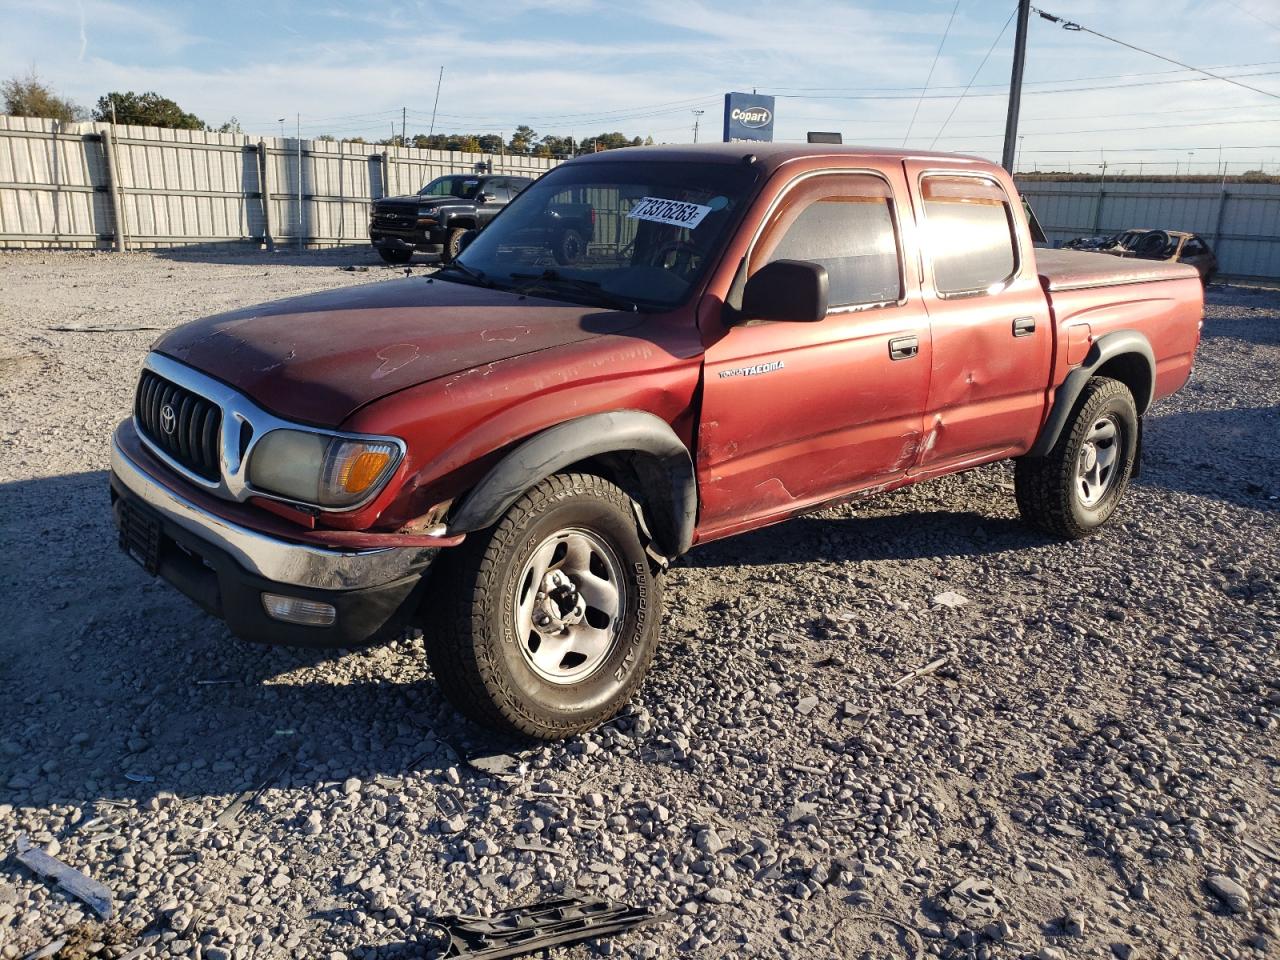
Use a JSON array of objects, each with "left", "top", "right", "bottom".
[
  {"left": 1027, "top": 329, "right": 1155, "bottom": 457},
  {"left": 448, "top": 410, "right": 696, "bottom": 557}
]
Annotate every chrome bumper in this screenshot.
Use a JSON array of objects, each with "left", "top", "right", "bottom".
[{"left": 110, "top": 425, "right": 431, "bottom": 591}]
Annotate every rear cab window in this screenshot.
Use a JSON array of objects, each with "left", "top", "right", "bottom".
[
  {"left": 919, "top": 174, "right": 1019, "bottom": 297},
  {"left": 750, "top": 173, "right": 904, "bottom": 311}
]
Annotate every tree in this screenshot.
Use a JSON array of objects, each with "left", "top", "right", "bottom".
[
  {"left": 2, "top": 71, "right": 84, "bottom": 124},
  {"left": 507, "top": 124, "right": 537, "bottom": 154},
  {"left": 215, "top": 116, "right": 242, "bottom": 134},
  {"left": 93, "top": 91, "right": 204, "bottom": 130},
  {"left": 477, "top": 134, "right": 503, "bottom": 154}
]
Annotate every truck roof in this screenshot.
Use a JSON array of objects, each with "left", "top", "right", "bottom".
[{"left": 566, "top": 142, "right": 995, "bottom": 175}]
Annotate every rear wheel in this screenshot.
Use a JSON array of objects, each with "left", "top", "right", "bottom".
[
  {"left": 553, "top": 228, "right": 586, "bottom": 266},
  {"left": 376, "top": 246, "right": 412, "bottom": 264},
  {"left": 426, "top": 473, "right": 662, "bottom": 739},
  {"left": 1015, "top": 377, "right": 1139, "bottom": 540}
]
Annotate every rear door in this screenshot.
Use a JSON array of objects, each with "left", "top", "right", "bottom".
[
  {"left": 697, "top": 169, "right": 932, "bottom": 536},
  {"left": 902, "top": 165, "right": 1053, "bottom": 473}
]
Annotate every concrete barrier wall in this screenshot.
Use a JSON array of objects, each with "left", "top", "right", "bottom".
[{"left": 0, "top": 115, "right": 559, "bottom": 250}]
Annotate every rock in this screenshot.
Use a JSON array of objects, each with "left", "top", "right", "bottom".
[
  {"left": 796, "top": 696, "right": 819, "bottom": 716},
  {"left": 303, "top": 811, "right": 323, "bottom": 836},
  {"left": 342, "top": 777, "right": 362, "bottom": 796},
  {"left": 695, "top": 829, "right": 725, "bottom": 855},
  {"left": 705, "top": 888, "right": 733, "bottom": 905},
  {"left": 1206, "top": 873, "right": 1250, "bottom": 913},
  {"left": 1038, "top": 948, "right": 1066, "bottom": 960},
  {"left": 932, "top": 591, "right": 969, "bottom": 609}
]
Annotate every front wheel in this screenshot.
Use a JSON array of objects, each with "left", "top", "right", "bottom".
[
  {"left": 1015, "top": 376, "right": 1139, "bottom": 540},
  {"left": 441, "top": 227, "right": 469, "bottom": 264},
  {"left": 426, "top": 473, "right": 662, "bottom": 739}
]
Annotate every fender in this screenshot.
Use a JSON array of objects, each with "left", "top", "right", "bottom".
[
  {"left": 1027, "top": 329, "right": 1155, "bottom": 458},
  {"left": 448, "top": 410, "right": 697, "bottom": 557}
]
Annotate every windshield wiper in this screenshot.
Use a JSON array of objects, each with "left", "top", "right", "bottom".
[
  {"left": 434, "top": 260, "right": 490, "bottom": 286},
  {"left": 509, "top": 270, "right": 640, "bottom": 313}
]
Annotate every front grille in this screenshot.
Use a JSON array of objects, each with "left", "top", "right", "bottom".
[{"left": 135, "top": 369, "right": 223, "bottom": 482}]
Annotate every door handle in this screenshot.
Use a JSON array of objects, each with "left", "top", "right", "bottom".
[
  {"left": 1013, "top": 316, "right": 1036, "bottom": 337},
  {"left": 888, "top": 336, "right": 919, "bottom": 360}
]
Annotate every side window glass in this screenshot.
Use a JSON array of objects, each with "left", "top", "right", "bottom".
[
  {"left": 754, "top": 176, "right": 902, "bottom": 309},
  {"left": 921, "top": 175, "right": 1018, "bottom": 296},
  {"left": 486, "top": 179, "right": 510, "bottom": 202}
]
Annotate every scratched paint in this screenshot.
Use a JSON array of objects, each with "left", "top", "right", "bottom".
[{"left": 372, "top": 343, "right": 420, "bottom": 380}]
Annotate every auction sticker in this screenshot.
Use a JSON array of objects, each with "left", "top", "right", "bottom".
[{"left": 627, "top": 196, "right": 712, "bottom": 229}]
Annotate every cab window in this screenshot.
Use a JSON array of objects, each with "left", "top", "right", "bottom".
[
  {"left": 752, "top": 174, "right": 903, "bottom": 309},
  {"left": 920, "top": 175, "right": 1018, "bottom": 296}
]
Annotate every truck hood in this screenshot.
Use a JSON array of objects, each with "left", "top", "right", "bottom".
[{"left": 153, "top": 277, "right": 642, "bottom": 426}]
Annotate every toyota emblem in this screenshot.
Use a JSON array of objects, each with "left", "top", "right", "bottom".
[{"left": 159, "top": 404, "right": 177, "bottom": 435}]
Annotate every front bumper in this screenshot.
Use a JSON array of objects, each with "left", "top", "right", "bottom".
[
  {"left": 369, "top": 228, "right": 445, "bottom": 254},
  {"left": 109, "top": 424, "right": 441, "bottom": 647}
]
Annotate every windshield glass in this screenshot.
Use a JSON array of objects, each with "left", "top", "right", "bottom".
[
  {"left": 419, "top": 175, "right": 481, "bottom": 199},
  {"left": 452, "top": 160, "right": 760, "bottom": 310}
]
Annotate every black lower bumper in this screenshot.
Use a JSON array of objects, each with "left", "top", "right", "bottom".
[
  {"left": 110, "top": 475, "right": 435, "bottom": 648},
  {"left": 369, "top": 229, "right": 444, "bottom": 254}
]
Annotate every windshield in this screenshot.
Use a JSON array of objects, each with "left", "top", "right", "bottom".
[
  {"left": 451, "top": 160, "right": 760, "bottom": 310},
  {"left": 418, "top": 175, "right": 481, "bottom": 199}
]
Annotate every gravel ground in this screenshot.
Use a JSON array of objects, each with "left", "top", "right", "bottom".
[{"left": 0, "top": 248, "right": 1277, "bottom": 960}]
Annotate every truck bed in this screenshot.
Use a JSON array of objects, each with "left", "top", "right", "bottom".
[{"left": 1035, "top": 248, "right": 1199, "bottom": 292}]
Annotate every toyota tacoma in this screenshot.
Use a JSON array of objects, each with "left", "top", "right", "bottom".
[{"left": 111, "top": 144, "right": 1204, "bottom": 739}]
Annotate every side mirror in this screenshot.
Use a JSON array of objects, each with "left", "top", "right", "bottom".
[
  {"left": 457, "top": 229, "right": 478, "bottom": 254},
  {"left": 741, "top": 260, "right": 829, "bottom": 323},
  {"left": 477, "top": 192, "right": 496, "bottom": 203}
]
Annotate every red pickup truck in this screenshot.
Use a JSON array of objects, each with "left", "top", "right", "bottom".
[{"left": 110, "top": 145, "right": 1203, "bottom": 739}]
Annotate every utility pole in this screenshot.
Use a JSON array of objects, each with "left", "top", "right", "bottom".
[
  {"left": 401, "top": 107, "right": 407, "bottom": 145},
  {"left": 296, "top": 113, "right": 302, "bottom": 252},
  {"left": 1001, "top": 0, "right": 1032, "bottom": 172},
  {"left": 429, "top": 66, "right": 444, "bottom": 136},
  {"left": 691, "top": 109, "right": 704, "bottom": 144}
]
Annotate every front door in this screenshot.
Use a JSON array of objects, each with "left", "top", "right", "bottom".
[{"left": 697, "top": 170, "right": 933, "bottom": 538}]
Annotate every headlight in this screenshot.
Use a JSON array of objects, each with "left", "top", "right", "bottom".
[
  {"left": 247, "top": 430, "right": 401, "bottom": 509},
  {"left": 417, "top": 207, "right": 438, "bottom": 220}
]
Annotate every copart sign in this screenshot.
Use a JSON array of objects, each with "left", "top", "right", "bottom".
[{"left": 723, "top": 92, "right": 776, "bottom": 142}]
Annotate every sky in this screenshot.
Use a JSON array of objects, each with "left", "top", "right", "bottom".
[{"left": 3, "top": 0, "right": 1280, "bottom": 174}]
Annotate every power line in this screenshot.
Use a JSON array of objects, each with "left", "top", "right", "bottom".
[
  {"left": 1220, "top": 0, "right": 1280, "bottom": 35},
  {"left": 903, "top": 0, "right": 961, "bottom": 146},
  {"left": 929, "top": 8, "right": 1016, "bottom": 149},
  {"left": 1033, "top": 6, "right": 1280, "bottom": 101}
]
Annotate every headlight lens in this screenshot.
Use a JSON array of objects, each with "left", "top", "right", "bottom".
[
  {"left": 417, "top": 207, "right": 438, "bottom": 219},
  {"left": 247, "top": 430, "right": 400, "bottom": 508}
]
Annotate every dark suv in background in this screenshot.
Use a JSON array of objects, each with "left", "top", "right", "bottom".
[{"left": 369, "top": 173, "right": 533, "bottom": 264}]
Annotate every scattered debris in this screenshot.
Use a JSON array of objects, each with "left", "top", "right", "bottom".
[
  {"left": 1243, "top": 836, "right": 1280, "bottom": 864},
  {"left": 931, "top": 591, "right": 970, "bottom": 609},
  {"left": 212, "top": 752, "right": 291, "bottom": 829},
  {"left": 21, "top": 937, "right": 67, "bottom": 960},
  {"left": 195, "top": 678, "right": 237, "bottom": 686},
  {"left": 942, "top": 876, "right": 1004, "bottom": 924},
  {"left": 1206, "top": 873, "right": 1250, "bottom": 914},
  {"left": 429, "top": 895, "right": 666, "bottom": 958},
  {"left": 511, "top": 838, "right": 568, "bottom": 856},
  {"left": 435, "top": 792, "right": 465, "bottom": 819},
  {"left": 14, "top": 835, "right": 113, "bottom": 920},
  {"left": 123, "top": 772, "right": 154, "bottom": 783},
  {"left": 340, "top": 265, "right": 370, "bottom": 272},
  {"left": 892, "top": 657, "right": 951, "bottom": 690},
  {"left": 468, "top": 753, "right": 520, "bottom": 776},
  {"left": 47, "top": 324, "right": 164, "bottom": 333}
]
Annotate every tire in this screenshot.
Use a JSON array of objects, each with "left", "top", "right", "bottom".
[
  {"left": 426, "top": 473, "right": 662, "bottom": 740},
  {"left": 441, "top": 227, "right": 469, "bottom": 264},
  {"left": 553, "top": 228, "right": 586, "bottom": 266},
  {"left": 376, "top": 246, "right": 412, "bottom": 264},
  {"left": 1015, "top": 377, "right": 1139, "bottom": 540}
]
